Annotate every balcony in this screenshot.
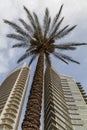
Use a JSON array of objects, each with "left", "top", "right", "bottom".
[
  {"left": 4, "top": 112, "right": 16, "bottom": 118},
  {"left": 6, "top": 108, "right": 17, "bottom": 114},
  {"left": 0, "top": 120, "right": 13, "bottom": 129},
  {"left": 11, "top": 94, "right": 21, "bottom": 100},
  {"left": 1, "top": 117, "right": 14, "bottom": 124},
  {"left": 13, "top": 89, "right": 23, "bottom": 95},
  {"left": 7, "top": 102, "right": 19, "bottom": 109}
]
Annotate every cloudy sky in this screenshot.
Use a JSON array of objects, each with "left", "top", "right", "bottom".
[
  {"left": 0, "top": 0, "right": 87, "bottom": 91},
  {"left": 0, "top": 0, "right": 87, "bottom": 129}
]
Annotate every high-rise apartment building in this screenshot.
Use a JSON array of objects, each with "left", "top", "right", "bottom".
[
  {"left": 44, "top": 67, "right": 87, "bottom": 130},
  {"left": 0, "top": 64, "right": 29, "bottom": 130}
]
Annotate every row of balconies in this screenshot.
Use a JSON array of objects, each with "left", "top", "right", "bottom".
[
  {"left": 76, "top": 82, "right": 87, "bottom": 104},
  {"left": 0, "top": 67, "right": 29, "bottom": 130},
  {"left": 0, "top": 116, "right": 14, "bottom": 129}
]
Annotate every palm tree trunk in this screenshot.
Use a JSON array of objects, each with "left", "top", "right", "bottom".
[{"left": 22, "top": 51, "right": 44, "bottom": 130}]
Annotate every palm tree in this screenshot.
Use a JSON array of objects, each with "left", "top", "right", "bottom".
[{"left": 4, "top": 4, "right": 87, "bottom": 130}]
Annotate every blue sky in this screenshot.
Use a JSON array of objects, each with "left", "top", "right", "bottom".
[{"left": 0, "top": 0, "right": 87, "bottom": 92}]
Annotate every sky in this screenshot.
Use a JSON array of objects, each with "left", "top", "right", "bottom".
[
  {"left": 0, "top": 0, "right": 87, "bottom": 129},
  {"left": 0, "top": 0, "right": 87, "bottom": 90}
]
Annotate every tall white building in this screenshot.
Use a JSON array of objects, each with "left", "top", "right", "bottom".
[
  {"left": 0, "top": 64, "right": 30, "bottom": 130},
  {"left": 44, "top": 67, "right": 87, "bottom": 130}
]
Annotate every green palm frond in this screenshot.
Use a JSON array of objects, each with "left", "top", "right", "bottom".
[
  {"left": 23, "top": 6, "right": 36, "bottom": 30},
  {"left": 33, "top": 12, "right": 42, "bottom": 35},
  {"left": 54, "top": 25, "right": 69, "bottom": 38},
  {"left": 59, "top": 42, "right": 87, "bottom": 46},
  {"left": 4, "top": 20, "right": 29, "bottom": 37},
  {"left": 45, "top": 52, "right": 51, "bottom": 66},
  {"left": 28, "top": 55, "right": 37, "bottom": 67},
  {"left": 44, "top": 8, "right": 49, "bottom": 26},
  {"left": 51, "top": 4, "right": 63, "bottom": 30},
  {"left": 55, "top": 25, "right": 77, "bottom": 39},
  {"left": 54, "top": 52, "right": 80, "bottom": 64},
  {"left": 44, "top": 17, "right": 51, "bottom": 38},
  {"left": 50, "top": 17, "right": 64, "bottom": 38},
  {"left": 30, "top": 49, "right": 39, "bottom": 54},
  {"left": 12, "top": 43, "right": 29, "bottom": 48},
  {"left": 54, "top": 45, "right": 76, "bottom": 50},
  {"left": 55, "top": 42, "right": 87, "bottom": 50},
  {"left": 62, "top": 54, "right": 80, "bottom": 64},
  {"left": 43, "top": 8, "right": 51, "bottom": 37},
  {"left": 17, "top": 52, "right": 31, "bottom": 63},
  {"left": 45, "top": 25, "right": 69, "bottom": 45},
  {"left": 19, "top": 18, "right": 33, "bottom": 33},
  {"left": 53, "top": 52, "right": 69, "bottom": 64},
  {"left": 26, "top": 46, "right": 36, "bottom": 52},
  {"left": 7, "top": 34, "right": 27, "bottom": 41}
]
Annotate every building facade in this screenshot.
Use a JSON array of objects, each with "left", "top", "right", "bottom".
[
  {"left": 44, "top": 67, "right": 87, "bottom": 130},
  {"left": 0, "top": 64, "right": 30, "bottom": 130}
]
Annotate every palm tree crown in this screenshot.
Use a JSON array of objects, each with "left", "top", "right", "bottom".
[
  {"left": 4, "top": 5, "right": 87, "bottom": 66},
  {"left": 4, "top": 4, "right": 87, "bottom": 130}
]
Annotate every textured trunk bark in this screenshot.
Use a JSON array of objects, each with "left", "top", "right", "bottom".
[{"left": 22, "top": 51, "right": 44, "bottom": 130}]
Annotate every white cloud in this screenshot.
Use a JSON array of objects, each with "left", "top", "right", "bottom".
[
  {"left": 0, "top": 65, "right": 9, "bottom": 73},
  {"left": 0, "top": 38, "right": 7, "bottom": 49},
  {"left": 0, "top": 52, "right": 9, "bottom": 73},
  {"left": 21, "top": 0, "right": 40, "bottom": 9},
  {"left": 8, "top": 49, "right": 15, "bottom": 59}
]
